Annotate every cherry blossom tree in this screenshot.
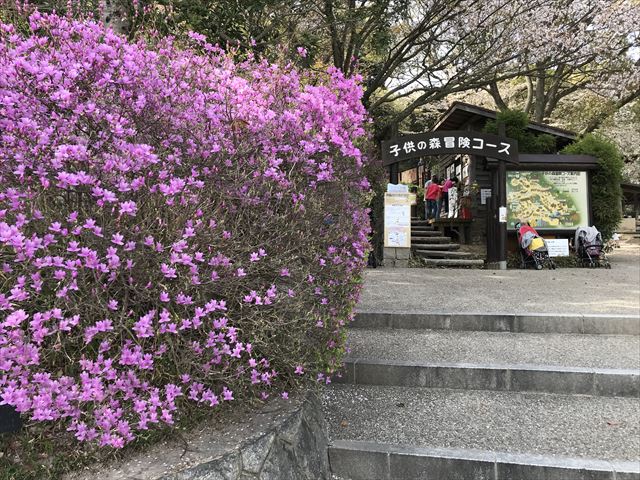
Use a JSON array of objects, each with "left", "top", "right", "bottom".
[{"left": 484, "top": 0, "right": 640, "bottom": 125}]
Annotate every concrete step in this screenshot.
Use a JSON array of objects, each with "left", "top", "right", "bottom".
[
  {"left": 338, "top": 331, "right": 639, "bottom": 398},
  {"left": 414, "top": 249, "right": 474, "bottom": 259},
  {"left": 345, "top": 329, "right": 640, "bottom": 371},
  {"left": 329, "top": 440, "right": 640, "bottom": 480},
  {"left": 338, "top": 359, "right": 639, "bottom": 397},
  {"left": 411, "top": 243, "right": 460, "bottom": 251},
  {"left": 338, "top": 329, "right": 640, "bottom": 397},
  {"left": 422, "top": 258, "right": 485, "bottom": 267},
  {"left": 352, "top": 312, "right": 640, "bottom": 335},
  {"left": 409, "top": 236, "right": 452, "bottom": 244},
  {"left": 410, "top": 220, "right": 432, "bottom": 227},
  {"left": 324, "top": 385, "right": 640, "bottom": 480},
  {"left": 410, "top": 230, "right": 444, "bottom": 236}
]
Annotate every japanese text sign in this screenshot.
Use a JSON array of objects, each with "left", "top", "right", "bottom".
[{"left": 382, "top": 131, "right": 519, "bottom": 165}]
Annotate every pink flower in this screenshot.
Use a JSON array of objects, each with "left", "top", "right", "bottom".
[
  {"left": 4, "top": 309, "right": 28, "bottom": 327},
  {"left": 119, "top": 201, "right": 138, "bottom": 217},
  {"left": 111, "top": 233, "right": 124, "bottom": 245},
  {"left": 222, "top": 387, "right": 234, "bottom": 401},
  {"left": 161, "top": 264, "right": 177, "bottom": 279}
]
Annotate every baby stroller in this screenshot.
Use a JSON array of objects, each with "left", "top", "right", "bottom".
[
  {"left": 575, "top": 226, "right": 610, "bottom": 268},
  {"left": 516, "top": 222, "right": 556, "bottom": 270}
]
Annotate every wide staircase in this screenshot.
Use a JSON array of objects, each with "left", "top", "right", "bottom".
[
  {"left": 325, "top": 311, "right": 640, "bottom": 479},
  {"left": 411, "top": 218, "right": 483, "bottom": 267}
]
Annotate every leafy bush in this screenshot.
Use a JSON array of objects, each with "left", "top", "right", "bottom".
[
  {"left": 0, "top": 13, "right": 370, "bottom": 449},
  {"left": 484, "top": 109, "right": 556, "bottom": 153},
  {"left": 562, "top": 134, "right": 623, "bottom": 239}
]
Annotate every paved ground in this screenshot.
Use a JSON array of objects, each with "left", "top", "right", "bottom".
[
  {"left": 323, "top": 385, "right": 640, "bottom": 461},
  {"left": 360, "top": 238, "right": 640, "bottom": 315}
]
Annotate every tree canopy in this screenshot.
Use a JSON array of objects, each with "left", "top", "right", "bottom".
[{"left": 2, "top": 0, "right": 638, "bottom": 138}]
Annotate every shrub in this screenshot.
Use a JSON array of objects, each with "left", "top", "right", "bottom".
[
  {"left": 562, "top": 134, "right": 623, "bottom": 239},
  {"left": 484, "top": 109, "right": 556, "bottom": 153},
  {"left": 0, "top": 13, "right": 370, "bottom": 449}
]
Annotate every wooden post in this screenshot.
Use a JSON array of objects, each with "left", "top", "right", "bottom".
[
  {"left": 496, "top": 123, "right": 508, "bottom": 270},
  {"left": 389, "top": 163, "right": 399, "bottom": 184},
  {"left": 497, "top": 158, "right": 507, "bottom": 270}
]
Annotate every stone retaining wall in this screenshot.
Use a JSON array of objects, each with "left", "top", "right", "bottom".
[
  {"left": 66, "top": 391, "right": 329, "bottom": 480},
  {"left": 171, "top": 392, "right": 329, "bottom": 480}
]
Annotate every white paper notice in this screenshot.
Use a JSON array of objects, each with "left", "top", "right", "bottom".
[
  {"left": 387, "top": 231, "right": 407, "bottom": 247},
  {"left": 385, "top": 205, "right": 410, "bottom": 227},
  {"left": 546, "top": 239, "right": 569, "bottom": 257},
  {"left": 387, "top": 183, "right": 409, "bottom": 193},
  {"left": 481, "top": 189, "right": 492, "bottom": 205},
  {"left": 499, "top": 206, "right": 507, "bottom": 223}
]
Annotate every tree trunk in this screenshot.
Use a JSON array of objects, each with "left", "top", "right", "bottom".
[
  {"left": 488, "top": 82, "right": 508, "bottom": 111},
  {"left": 524, "top": 76, "right": 534, "bottom": 115},
  {"left": 533, "top": 66, "right": 546, "bottom": 123}
]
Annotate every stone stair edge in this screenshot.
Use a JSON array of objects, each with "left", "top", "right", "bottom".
[
  {"left": 420, "top": 258, "right": 485, "bottom": 265},
  {"left": 353, "top": 311, "right": 640, "bottom": 320},
  {"left": 341, "top": 357, "right": 640, "bottom": 375},
  {"left": 414, "top": 250, "right": 474, "bottom": 258},
  {"left": 336, "top": 359, "right": 640, "bottom": 397},
  {"left": 349, "top": 311, "right": 640, "bottom": 335},
  {"left": 328, "top": 440, "right": 640, "bottom": 480}
]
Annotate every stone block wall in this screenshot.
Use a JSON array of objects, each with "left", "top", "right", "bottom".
[
  {"left": 65, "top": 392, "right": 329, "bottom": 480},
  {"left": 383, "top": 247, "right": 411, "bottom": 268}
]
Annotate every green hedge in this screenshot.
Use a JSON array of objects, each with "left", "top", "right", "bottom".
[{"left": 562, "top": 134, "right": 624, "bottom": 240}]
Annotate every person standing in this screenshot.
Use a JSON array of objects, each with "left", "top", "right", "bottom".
[
  {"left": 442, "top": 176, "right": 453, "bottom": 217},
  {"left": 425, "top": 175, "right": 441, "bottom": 223},
  {"left": 423, "top": 175, "right": 432, "bottom": 221},
  {"left": 435, "top": 178, "right": 445, "bottom": 220},
  {"left": 448, "top": 176, "right": 459, "bottom": 218}
]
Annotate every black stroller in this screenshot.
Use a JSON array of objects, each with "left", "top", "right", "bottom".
[
  {"left": 515, "top": 222, "right": 556, "bottom": 270},
  {"left": 575, "top": 226, "right": 610, "bottom": 268}
]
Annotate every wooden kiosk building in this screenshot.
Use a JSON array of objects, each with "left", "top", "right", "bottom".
[{"left": 383, "top": 102, "right": 599, "bottom": 268}]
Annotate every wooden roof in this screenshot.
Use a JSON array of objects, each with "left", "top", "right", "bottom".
[{"left": 433, "top": 102, "right": 577, "bottom": 146}]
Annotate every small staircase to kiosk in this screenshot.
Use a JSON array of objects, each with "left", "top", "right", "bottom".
[{"left": 411, "top": 218, "right": 484, "bottom": 267}]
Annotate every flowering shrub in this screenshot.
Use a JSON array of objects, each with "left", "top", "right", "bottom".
[{"left": 0, "top": 13, "right": 370, "bottom": 449}]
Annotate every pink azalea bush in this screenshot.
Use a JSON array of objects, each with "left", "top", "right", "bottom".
[{"left": 0, "top": 12, "right": 370, "bottom": 448}]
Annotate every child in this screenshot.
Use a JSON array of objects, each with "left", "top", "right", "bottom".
[{"left": 612, "top": 232, "right": 621, "bottom": 248}]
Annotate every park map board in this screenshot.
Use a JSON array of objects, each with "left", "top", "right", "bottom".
[{"left": 506, "top": 171, "right": 589, "bottom": 229}]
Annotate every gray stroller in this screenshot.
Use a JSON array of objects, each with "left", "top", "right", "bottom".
[{"left": 574, "top": 226, "right": 610, "bottom": 268}]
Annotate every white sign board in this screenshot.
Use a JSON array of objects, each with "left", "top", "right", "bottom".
[
  {"left": 499, "top": 206, "right": 507, "bottom": 223},
  {"left": 481, "top": 189, "right": 492, "bottom": 205},
  {"left": 387, "top": 231, "right": 408, "bottom": 247},
  {"left": 387, "top": 183, "right": 409, "bottom": 193},
  {"left": 385, "top": 205, "right": 410, "bottom": 227},
  {"left": 546, "top": 239, "right": 570, "bottom": 257},
  {"left": 384, "top": 193, "right": 412, "bottom": 248}
]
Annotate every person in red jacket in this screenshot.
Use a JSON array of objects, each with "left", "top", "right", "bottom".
[
  {"left": 425, "top": 175, "right": 441, "bottom": 223},
  {"left": 442, "top": 176, "right": 453, "bottom": 217}
]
